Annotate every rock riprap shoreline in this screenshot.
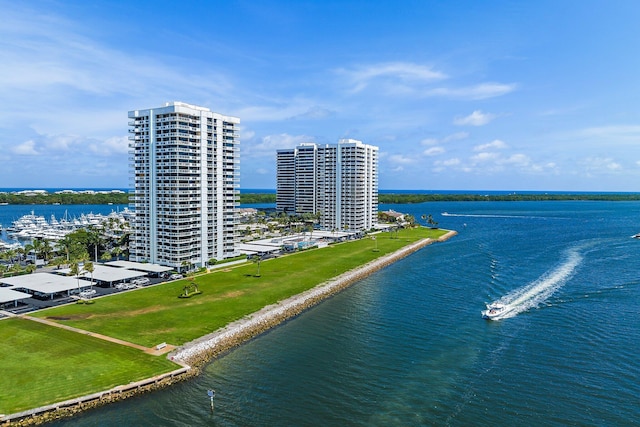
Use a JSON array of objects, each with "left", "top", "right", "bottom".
[
  {"left": 2, "top": 231, "right": 456, "bottom": 426},
  {"left": 173, "top": 231, "right": 457, "bottom": 369}
]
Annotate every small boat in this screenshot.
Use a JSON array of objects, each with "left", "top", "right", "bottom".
[
  {"left": 632, "top": 233, "right": 640, "bottom": 239},
  {"left": 482, "top": 302, "right": 510, "bottom": 320}
]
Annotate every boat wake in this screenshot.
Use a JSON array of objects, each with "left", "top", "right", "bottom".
[
  {"left": 483, "top": 247, "right": 583, "bottom": 320},
  {"left": 442, "top": 212, "right": 552, "bottom": 220}
]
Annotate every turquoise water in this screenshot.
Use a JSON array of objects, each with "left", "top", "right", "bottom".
[{"left": 44, "top": 201, "right": 640, "bottom": 426}]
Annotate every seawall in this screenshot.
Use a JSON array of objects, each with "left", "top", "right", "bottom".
[
  {"left": 172, "top": 230, "right": 457, "bottom": 368},
  {"left": 2, "top": 230, "right": 456, "bottom": 426}
]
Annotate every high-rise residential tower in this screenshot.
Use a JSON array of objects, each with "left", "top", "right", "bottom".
[
  {"left": 128, "top": 102, "right": 240, "bottom": 270},
  {"left": 276, "top": 139, "right": 378, "bottom": 231}
]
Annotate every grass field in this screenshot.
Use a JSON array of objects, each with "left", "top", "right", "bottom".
[
  {"left": 34, "top": 228, "right": 447, "bottom": 348},
  {"left": 0, "top": 318, "right": 178, "bottom": 415},
  {"left": 3, "top": 227, "right": 447, "bottom": 415}
]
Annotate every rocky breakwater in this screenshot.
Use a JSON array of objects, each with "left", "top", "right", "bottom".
[
  {"left": 172, "top": 230, "right": 457, "bottom": 369},
  {"left": 1, "top": 230, "right": 456, "bottom": 426}
]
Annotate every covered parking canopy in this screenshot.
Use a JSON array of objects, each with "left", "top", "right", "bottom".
[
  {"left": 0, "top": 287, "right": 32, "bottom": 307},
  {"left": 58, "top": 265, "right": 147, "bottom": 287},
  {"left": 0, "top": 273, "right": 87, "bottom": 299},
  {"left": 104, "top": 260, "right": 173, "bottom": 274},
  {"left": 236, "top": 243, "right": 282, "bottom": 256}
]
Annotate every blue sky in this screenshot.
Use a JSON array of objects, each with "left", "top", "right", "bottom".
[{"left": 1, "top": 0, "right": 639, "bottom": 191}]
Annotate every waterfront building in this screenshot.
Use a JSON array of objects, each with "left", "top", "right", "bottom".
[
  {"left": 276, "top": 139, "right": 378, "bottom": 231},
  {"left": 128, "top": 102, "right": 240, "bottom": 270}
]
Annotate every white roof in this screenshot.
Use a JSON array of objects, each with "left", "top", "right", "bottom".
[
  {"left": 236, "top": 243, "right": 281, "bottom": 254},
  {"left": 104, "top": 260, "right": 173, "bottom": 273},
  {"left": 0, "top": 273, "right": 87, "bottom": 294},
  {"left": 0, "top": 287, "right": 32, "bottom": 303},
  {"left": 58, "top": 264, "right": 147, "bottom": 283}
]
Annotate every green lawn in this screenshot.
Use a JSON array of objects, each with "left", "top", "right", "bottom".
[
  {"left": 2, "top": 227, "right": 448, "bottom": 415},
  {"left": 0, "top": 318, "right": 178, "bottom": 415},
  {"left": 34, "top": 228, "right": 448, "bottom": 348}
]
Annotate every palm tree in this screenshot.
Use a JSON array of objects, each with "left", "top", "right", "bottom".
[
  {"left": 50, "top": 257, "right": 65, "bottom": 270},
  {"left": 69, "top": 261, "right": 81, "bottom": 293},
  {"left": 112, "top": 246, "right": 123, "bottom": 260},
  {"left": 57, "top": 235, "right": 74, "bottom": 262},
  {"left": 32, "top": 238, "right": 44, "bottom": 267},
  {"left": 41, "top": 239, "right": 54, "bottom": 262},
  {"left": 83, "top": 261, "right": 95, "bottom": 290},
  {"left": 86, "top": 227, "right": 103, "bottom": 262},
  {"left": 250, "top": 254, "right": 262, "bottom": 277},
  {"left": 5, "top": 249, "right": 17, "bottom": 264},
  {"left": 17, "top": 246, "right": 27, "bottom": 263}
]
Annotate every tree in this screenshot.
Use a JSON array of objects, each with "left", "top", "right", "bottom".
[
  {"left": 69, "top": 261, "right": 81, "bottom": 293},
  {"left": 86, "top": 227, "right": 103, "bottom": 262},
  {"left": 17, "top": 246, "right": 26, "bottom": 263},
  {"left": 50, "top": 256, "right": 65, "bottom": 270},
  {"left": 250, "top": 254, "right": 262, "bottom": 277},
  {"left": 57, "top": 235, "right": 74, "bottom": 262},
  {"left": 101, "top": 251, "right": 112, "bottom": 262},
  {"left": 111, "top": 246, "right": 123, "bottom": 260},
  {"left": 427, "top": 214, "right": 439, "bottom": 229},
  {"left": 41, "top": 239, "right": 54, "bottom": 262},
  {"left": 83, "top": 261, "right": 95, "bottom": 290},
  {"left": 32, "top": 238, "right": 44, "bottom": 266}
]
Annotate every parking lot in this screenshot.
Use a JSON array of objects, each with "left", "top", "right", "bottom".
[{"left": 1, "top": 264, "right": 177, "bottom": 315}]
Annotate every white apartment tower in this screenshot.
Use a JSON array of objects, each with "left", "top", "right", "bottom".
[
  {"left": 128, "top": 102, "right": 240, "bottom": 270},
  {"left": 276, "top": 139, "right": 378, "bottom": 231}
]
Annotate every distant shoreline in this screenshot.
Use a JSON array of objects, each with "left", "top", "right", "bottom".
[{"left": 3, "top": 191, "right": 640, "bottom": 206}]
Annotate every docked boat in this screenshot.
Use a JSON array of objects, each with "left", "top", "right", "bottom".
[{"left": 482, "top": 302, "right": 511, "bottom": 320}]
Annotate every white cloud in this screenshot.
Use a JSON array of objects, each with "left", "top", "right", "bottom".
[
  {"left": 443, "top": 132, "right": 469, "bottom": 142},
  {"left": 388, "top": 154, "right": 417, "bottom": 165},
  {"left": 421, "top": 132, "right": 468, "bottom": 146},
  {"left": 289, "top": 106, "right": 335, "bottom": 120},
  {"left": 243, "top": 133, "right": 312, "bottom": 159},
  {"left": 12, "top": 140, "right": 39, "bottom": 155},
  {"left": 471, "top": 152, "right": 500, "bottom": 163},
  {"left": 581, "top": 157, "right": 623, "bottom": 173},
  {"left": 421, "top": 138, "right": 439, "bottom": 146},
  {"left": 427, "top": 82, "right": 517, "bottom": 100},
  {"left": 90, "top": 135, "right": 130, "bottom": 156},
  {"left": 578, "top": 125, "right": 640, "bottom": 143},
  {"left": 474, "top": 140, "right": 508, "bottom": 151},
  {"left": 423, "top": 146, "right": 445, "bottom": 156},
  {"left": 454, "top": 110, "right": 497, "bottom": 126},
  {"left": 338, "top": 62, "right": 447, "bottom": 93},
  {"left": 432, "top": 157, "right": 460, "bottom": 172}
]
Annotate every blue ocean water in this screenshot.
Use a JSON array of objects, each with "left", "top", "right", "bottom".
[{"left": 42, "top": 201, "right": 640, "bottom": 426}]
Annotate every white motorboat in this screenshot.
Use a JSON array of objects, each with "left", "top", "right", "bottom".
[{"left": 482, "top": 302, "right": 511, "bottom": 320}]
